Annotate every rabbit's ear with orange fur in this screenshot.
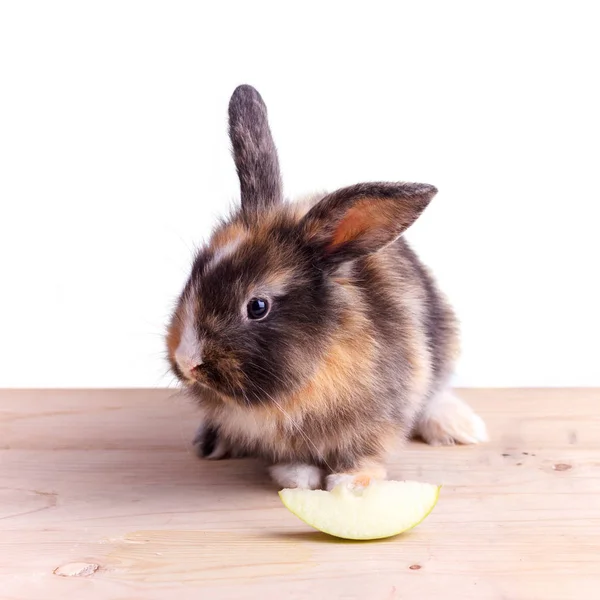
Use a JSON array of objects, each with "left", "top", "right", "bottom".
[
  {"left": 228, "top": 85, "right": 283, "bottom": 220},
  {"left": 300, "top": 182, "right": 437, "bottom": 265}
]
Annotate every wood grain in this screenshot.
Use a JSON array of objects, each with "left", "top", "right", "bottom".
[{"left": 1, "top": 388, "right": 599, "bottom": 599}]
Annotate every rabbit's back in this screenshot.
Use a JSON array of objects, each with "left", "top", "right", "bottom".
[{"left": 342, "top": 235, "right": 459, "bottom": 415}]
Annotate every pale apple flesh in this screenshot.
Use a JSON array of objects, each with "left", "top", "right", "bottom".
[{"left": 279, "top": 480, "right": 440, "bottom": 540}]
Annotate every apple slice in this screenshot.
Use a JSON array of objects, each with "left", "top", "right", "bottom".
[{"left": 279, "top": 479, "right": 440, "bottom": 540}]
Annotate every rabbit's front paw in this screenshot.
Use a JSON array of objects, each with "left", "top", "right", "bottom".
[
  {"left": 269, "top": 463, "right": 323, "bottom": 490},
  {"left": 193, "top": 423, "right": 235, "bottom": 460},
  {"left": 325, "top": 460, "right": 387, "bottom": 491}
]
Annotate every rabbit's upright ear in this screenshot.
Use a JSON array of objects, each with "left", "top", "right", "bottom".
[
  {"left": 228, "top": 85, "right": 283, "bottom": 219},
  {"left": 300, "top": 182, "right": 437, "bottom": 266}
]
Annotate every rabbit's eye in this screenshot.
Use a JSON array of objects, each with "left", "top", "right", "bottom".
[{"left": 247, "top": 298, "right": 270, "bottom": 320}]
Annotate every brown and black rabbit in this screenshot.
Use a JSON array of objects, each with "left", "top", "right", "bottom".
[{"left": 166, "top": 85, "right": 487, "bottom": 491}]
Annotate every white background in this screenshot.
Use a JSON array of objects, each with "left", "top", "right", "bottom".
[{"left": 1, "top": 1, "right": 598, "bottom": 388}]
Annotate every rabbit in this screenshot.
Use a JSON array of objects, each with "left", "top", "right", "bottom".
[{"left": 166, "top": 84, "right": 488, "bottom": 491}]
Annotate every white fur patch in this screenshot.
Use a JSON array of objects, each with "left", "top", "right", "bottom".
[
  {"left": 269, "top": 463, "right": 323, "bottom": 490},
  {"left": 416, "top": 391, "right": 489, "bottom": 446},
  {"left": 174, "top": 297, "right": 203, "bottom": 380},
  {"left": 205, "top": 237, "right": 244, "bottom": 273},
  {"left": 325, "top": 473, "right": 357, "bottom": 491}
]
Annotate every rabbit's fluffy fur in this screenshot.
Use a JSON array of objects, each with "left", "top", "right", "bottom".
[{"left": 166, "top": 85, "right": 487, "bottom": 491}]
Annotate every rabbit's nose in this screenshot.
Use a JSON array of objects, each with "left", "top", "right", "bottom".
[
  {"left": 174, "top": 320, "right": 205, "bottom": 380},
  {"left": 176, "top": 355, "right": 203, "bottom": 380}
]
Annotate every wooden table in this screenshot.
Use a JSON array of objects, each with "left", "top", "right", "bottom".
[{"left": 1, "top": 389, "right": 599, "bottom": 599}]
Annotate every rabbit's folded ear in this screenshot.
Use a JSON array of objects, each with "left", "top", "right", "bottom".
[
  {"left": 300, "top": 182, "right": 437, "bottom": 265},
  {"left": 228, "top": 85, "right": 283, "bottom": 219}
]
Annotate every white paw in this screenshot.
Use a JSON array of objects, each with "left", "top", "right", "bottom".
[
  {"left": 325, "top": 473, "right": 355, "bottom": 491},
  {"left": 417, "top": 392, "right": 489, "bottom": 446},
  {"left": 269, "top": 463, "right": 323, "bottom": 490}
]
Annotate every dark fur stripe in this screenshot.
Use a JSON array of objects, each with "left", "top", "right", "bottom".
[
  {"left": 194, "top": 425, "right": 219, "bottom": 458},
  {"left": 399, "top": 239, "right": 455, "bottom": 384}
]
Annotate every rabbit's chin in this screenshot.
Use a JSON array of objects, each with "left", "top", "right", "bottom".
[{"left": 186, "top": 379, "right": 255, "bottom": 406}]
